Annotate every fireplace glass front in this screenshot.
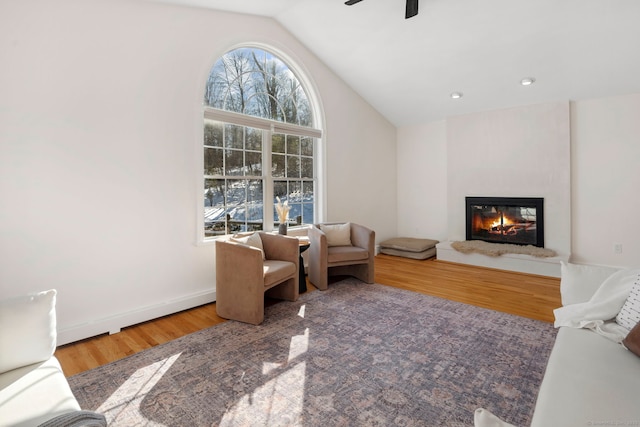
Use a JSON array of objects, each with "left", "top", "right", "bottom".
[{"left": 465, "top": 197, "right": 544, "bottom": 247}]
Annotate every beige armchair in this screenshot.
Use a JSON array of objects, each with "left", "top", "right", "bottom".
[
  {"left": 308, "top": 222, "right": 375, "bottom": 291},
  {"left": 215, "top": 232, "right": 299, "bottom": 325}
]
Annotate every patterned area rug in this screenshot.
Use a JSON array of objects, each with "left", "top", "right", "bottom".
[{"left": 68, "top": 279, "right": 557, "bottom": 426}]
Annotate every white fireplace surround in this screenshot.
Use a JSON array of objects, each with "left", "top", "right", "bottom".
[{"left": 438, "top": 101, "right": 571, "bottom": 277}]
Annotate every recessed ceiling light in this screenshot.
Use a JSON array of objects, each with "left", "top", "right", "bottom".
[
  {"left": 520, "top": 77, "right": 536, "bottom": 86},
  {"left": 450, "top": 92, "right": 463, "bottom": 99}
]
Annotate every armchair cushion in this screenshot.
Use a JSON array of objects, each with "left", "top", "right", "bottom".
[
  {"left": 263, "top": 260, "right": 297, "bottom": 287},
  {"left": 319, "top": 223, "right": 352, "bottom": 246},
  {"left": 327, "top": 246, "right": 369, "bottom": 263},
  {"left": 0, "top": 289, "right": 57, "bottom": 374}
]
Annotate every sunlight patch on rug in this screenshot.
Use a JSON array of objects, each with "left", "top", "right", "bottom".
[
  {"left": 97, "top": 352, "right": 181, "bottom": 426},
  {"left": 297, "top": 303, "right": 306, "bottom": 318},
  {"left": 221, "top": 362, "right": 307, "bottom": 426}
]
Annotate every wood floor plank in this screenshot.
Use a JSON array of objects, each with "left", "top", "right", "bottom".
[{"left": 55, "top": 255, "right": 560, "bottom": 376}]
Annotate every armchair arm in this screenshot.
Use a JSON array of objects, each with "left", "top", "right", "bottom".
[
  {"left": 308, "top": 225, "right": 328, "bottom": 263},
  {"left": 215, "top": 240, "right": 264, "bottom": 287},
  {"left": 308, "top": 225, "right": 329, "bottom": 289},
  {"left": 350, "top": 223, "right": 375, "bottom": 254},
  {"left": 259, "top": 233, "right": 298, "bottom": 264}
]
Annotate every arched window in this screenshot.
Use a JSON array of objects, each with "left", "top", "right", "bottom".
[{"left": 202, "top": 47, "right": 322, "bottom": 238}]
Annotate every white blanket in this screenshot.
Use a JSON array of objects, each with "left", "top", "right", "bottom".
[{"left": 553, "top": 268, "right": 639, "bottom": 343}]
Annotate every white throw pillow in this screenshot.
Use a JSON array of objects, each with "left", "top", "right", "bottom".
[
  {"left": 0, "top": 289, "right": 57, "bottom": 374},
  {"left": 616, "top": 276, "right": 640, "bottom": 331},
  {"left": 230, "top": 232, "right": 265, "bottom": 260},
  {"left": 320, "top": 223, "right": 352, "bottom": 247},
  {"left": 560, "top": 261, "right": 620, "bottom": 306}
]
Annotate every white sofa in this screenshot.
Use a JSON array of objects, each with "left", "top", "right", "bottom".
[
  {"left": 476, "top": 262, "right": 640, "bottom": 427},
  {"left": 0, "top": 290, "right": 106, "bottom": 427},
  {"left": 530, "top": 263, "right": 640, "bottom": 426}
]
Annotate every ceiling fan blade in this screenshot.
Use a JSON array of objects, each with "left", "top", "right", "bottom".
[
  {"left": 405, "top": 0, "right": 418, "bottom": 18},
  {"left": 345, "top": 0, "right": 363, "bottom": 5}
]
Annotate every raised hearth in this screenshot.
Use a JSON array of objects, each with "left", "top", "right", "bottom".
[{"left": 436, "top": 241, "right": 568, "bottom": 277}]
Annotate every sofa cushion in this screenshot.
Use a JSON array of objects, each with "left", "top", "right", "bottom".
[
  {"left": 327, "top": 246, "right": 369, "bottom": 263},
  {"left": 560, "top": 261, "right": 620, "bottom": 306},
  {"left": 616, "top": 278, "right": 640, "bottom": 331},
  {"left": 623, "top": 321, "right": 640, "bottom": 357},
  {"left": 0, "top": 289, "right": 57, "bottom": 374},
  {"left": 320, "top": 223, "right": 352, "bottom": 247},
  {"left": 0, "top": 357, "right": 81, "bottom": 427}
]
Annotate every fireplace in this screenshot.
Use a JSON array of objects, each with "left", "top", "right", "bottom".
[{"left": 465, "top": 197, "right": 544, "bottom": 247}]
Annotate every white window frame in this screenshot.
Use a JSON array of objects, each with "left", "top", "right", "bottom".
[{"left": 201, "top": 108, "right": 322, "bottom": 241}]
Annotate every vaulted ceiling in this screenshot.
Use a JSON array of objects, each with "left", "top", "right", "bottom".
[{"left": 149, "top": 0, "right": 640, "bottom": 126}]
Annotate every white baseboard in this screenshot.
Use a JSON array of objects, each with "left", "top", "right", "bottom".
[
  {"left": 436, "top": 241, "right": 568, "bottom": 277},
  {"left": 57, "top": 290, "right": 216, "bottom": 346}
]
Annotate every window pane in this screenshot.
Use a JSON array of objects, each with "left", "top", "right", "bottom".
[
  {"left": 204, "top": 121, "right": 223, "bottom": 147},
  {"left": 289, "top": 180, "right": 302, "bottom": 197},
  {"left": 286, "top": 155, "right": 300, "bottom": 178},
  {"left": 301, "top": 157, "right": 313, "bottom": 178},
  {"left": 247, "top": 179, "right": 263, "bottom": 230},
  {"left": 204, "top": 179, "right": 226, "bottom": 236},
  {"left": 226, "top": 179, "right": 246, "bottom": 233},
  {"left": 287, "top": 135, "right": 300, "bottom": 155},
  {"left": 303, "top": 203, "right": 314, "bottom": 224},
  {"left": 246, "top": 127, "right": 262, "bottom": 151},
  {"left": 225, "top": 124, "right": 243, "bottom": 149},
  {"left": 272, "top": 154, "right": 285, "bottom": 178},
  {"left": 272, "top": 134, "right": 285, "bottom": 153},
  {"left": 302, "top": 181, "right": 314, "bottom": 201},
  {"left": 204, "top": 147, "right": 223, "bottom": 176},
  {"left": 301, "top": 137, "right": 313, "bottom": 156},
  {"left": 302, "top": 181, "right": 314, "bottom": 224},
  {"left": 245, "top": 151, "right": 262, "bottom": 176},
  {"left": 225, "top": 149, "right": 243, "bottom": 176},
  {"left": 288, "top": 203, "right": 302, "bottom": 225},
  {"left": 273, "top": 180, "right": 287, "bottom": 199}
]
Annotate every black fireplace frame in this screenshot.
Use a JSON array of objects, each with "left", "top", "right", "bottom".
[{"left": 465, "top": 196, "right": 545, "bottom": 248}]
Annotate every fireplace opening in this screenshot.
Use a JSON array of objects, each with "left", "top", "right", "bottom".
[{"left": 465, "top": 197, "right": 544, "bottom": 247}]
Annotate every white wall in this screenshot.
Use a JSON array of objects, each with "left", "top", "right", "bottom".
[
  {"left": 0, "top": 0, "right": 396, "bottom": 344},
  {"left": 396, "top": 121, "right": 448, "bottom": 242},
  {"left": 571, "top": 93, "right": 640, "bottom": 267}
]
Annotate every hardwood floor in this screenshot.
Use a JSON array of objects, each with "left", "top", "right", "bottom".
[
  {"left": 55, "top": 255, "right": 560, "bottom": 377},
  {"left": 374, "top": 255, "right": 561, "bottom": 323}
]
